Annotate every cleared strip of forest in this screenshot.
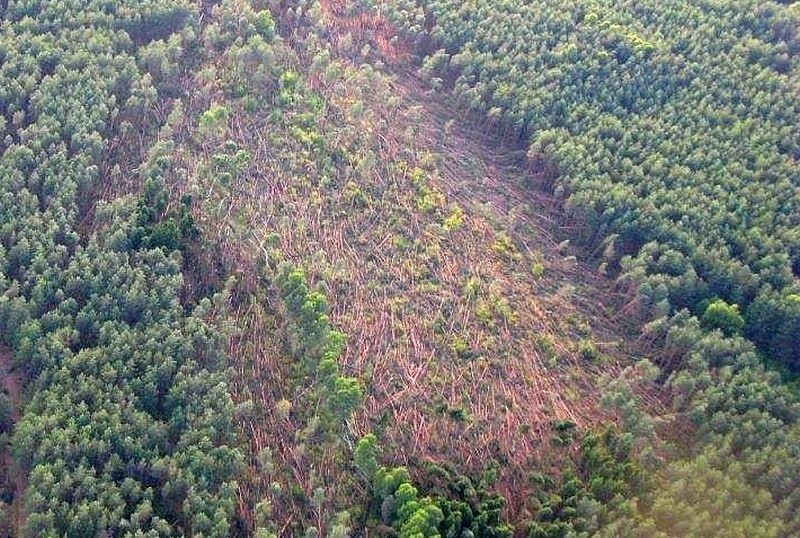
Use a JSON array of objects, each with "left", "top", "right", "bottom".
[
  {"left": 154, "top": 1, "right": 664, "bottom": 531},
  {"left": 0, "top": 347, "right": 24, "bottom": 535}
]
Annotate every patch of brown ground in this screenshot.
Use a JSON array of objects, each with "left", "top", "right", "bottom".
[{"left": 0, "top": 347, "right": 25, "bottom": 534}]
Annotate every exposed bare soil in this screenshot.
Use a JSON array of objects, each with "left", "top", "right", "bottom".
[{"left": 0, "top": 347, "right": 25, "bottom": 534}]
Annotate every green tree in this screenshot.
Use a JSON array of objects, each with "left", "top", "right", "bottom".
[{"left": 701, "top": 299, "right": 745, "bottom": 336}]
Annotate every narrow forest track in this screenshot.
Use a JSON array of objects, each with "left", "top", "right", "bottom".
[{"left": 0, "top": 348, "right": 25, "bottom": 535}]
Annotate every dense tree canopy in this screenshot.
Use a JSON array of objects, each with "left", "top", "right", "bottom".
[{"left": 0, "top": 0, "right": 241, "bottom": 534}]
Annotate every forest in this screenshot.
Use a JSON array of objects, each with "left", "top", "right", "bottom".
[{"left": 0, "top": 0, "right": 797, "bottom": 536}]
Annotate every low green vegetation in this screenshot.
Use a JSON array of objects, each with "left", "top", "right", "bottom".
[{"left": 357, "top": 435, "right": 513, "bottom": 537}]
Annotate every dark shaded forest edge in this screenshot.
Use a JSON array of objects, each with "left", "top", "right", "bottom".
[{"left": 0, "top": 0, "right": 797, "bottom": 537}]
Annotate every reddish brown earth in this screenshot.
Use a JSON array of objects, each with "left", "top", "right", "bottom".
[{"left": 0, "top": 347, "right": 25, "bottom": 534}]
